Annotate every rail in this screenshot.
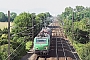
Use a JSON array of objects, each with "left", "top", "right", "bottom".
[{"left": 56, "top": 33, "right": 59, "bottom": 60}]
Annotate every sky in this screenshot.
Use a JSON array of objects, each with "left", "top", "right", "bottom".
[{"left": 0, "top": 0, "right": 90, "bottom": 16}]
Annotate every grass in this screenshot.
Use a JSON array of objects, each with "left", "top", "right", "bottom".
[{"left": 0, "top": 22, "right": 13, "bottom": 30}]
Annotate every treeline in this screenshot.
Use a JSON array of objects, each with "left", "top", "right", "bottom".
[
  {"left": 58, "top": 6, "right": 90, "bottom": 43},
  {"left": 0, "top": 12, "right": 17, "bottom": 22},
  {"left": 0, "top": 12, "right": 52, "bottom": 60},
  {"left": 57, "top": 6, "right": 90, "bottom": 60}
]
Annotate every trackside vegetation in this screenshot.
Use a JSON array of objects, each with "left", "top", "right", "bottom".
[
  {"left": 0, "top": 12, "right": 52, "bottom": 60},
  {"left": 57, "top": 6, "right": 90, "bottom": 60}
]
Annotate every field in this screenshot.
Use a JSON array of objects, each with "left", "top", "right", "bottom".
[{"left": 0, "top": 22, "right": 13, "bottom": 30}]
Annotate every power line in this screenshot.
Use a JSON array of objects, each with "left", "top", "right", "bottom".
[
  {"left": 5, "top": 23, "right": 40, "bottom": 60},
  {"left": 10, "top": 43, "right": 25, "bottom": 60},
  {"left": 11, "top": 23, "right": 40, "bottom": 37},
  {"left": 5, "top": 37, "right": 28, "bottom": 60},
  {"left": 11, "top": 27, "right": 33, "bottom": 37},
  {"left": 1, "top": 12, "right": 48, "bottom": 60}
]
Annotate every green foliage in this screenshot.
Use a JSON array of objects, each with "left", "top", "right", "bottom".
[
  {"left": 58, "top": 6, "right": 90, "bottom": 44},
  {"left": 59, "top": 6, "right": 90, "bottom": 21},
  {"left": 58, "top": 6, "right": 90, "bottom": 60},
  {"left": 0, "top": 12, "right": 17, "bottom": 22},
  {"left": 1, "top": 34, "right": 8, "bottom": 39},
  {"left": 0, "top": 12, "right": 7, "bottom": 22},
  {"left": 26, "top": 41, "right": 32, "bottom": 50},
  {"left": 10, "top": 12, "right": 52, "bottom": 59},
  {"left": 13, "top": 12, "right": 31, "bottom": 27},
  {"left": 0, "top": 11, "right": 52, "bottom": 59},
  {"left": 0, "top": 44, "right": 14, "bottom": 60},
  {"left": 68, "top": 36, "right": 90, "bottom": 60},
  {"left": 0, "top": 29, "right": 2, "bottom": 36},
  {"left": 10, "top": 12, "right": 17, "bottom": 21},
  {"left": 79, "top": 43, "right": 90, "bottom": 60},
  {"left": 2, "top": 28, "right": 8, "bottom": 34},
  {"left": 76, "top": 6, "right": 85, "bottom": 12},
  {"left": 73, "top": 29, "right": 89, "bottom": 43},
  {"left": 37, "top": 12, "right": 52, "bottom": 27},
  {"left": 12, "top": 12, "right": 52, "bottom": 38}
]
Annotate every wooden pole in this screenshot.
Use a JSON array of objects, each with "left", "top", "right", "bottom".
[
  {"left": 72, "top": 9, "right": 74, "bottom": 45},
  {"left": 8, "top": 11, "right": 10, "bottom": 60},
  {"left": 32, "top": 15, "right": 34, "bottom": 41}
]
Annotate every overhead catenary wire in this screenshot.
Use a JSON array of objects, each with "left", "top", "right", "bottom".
[
  {"left": 9, "top": 28, "right": 37, "bottom": 60},
  {"left": 4, "top": 12, "right": 51, "bottom": 60},
  {"left": 11, "top": 23, "right": 40, "bottom": 37},
  {"left": 5, "top": 37, "right": 29, "bottom": 60},
  {"left": 5, "top": 15, "right": 47, "bottom": 60},
  {"left": 10, "top": 43, "right": 25, "bottom": 60},
  {"left": 5, "top": 23, "right": 41, "bottom": 60},
  {"left": 11, "top": 27, "right": 33, "bottom": 36}
]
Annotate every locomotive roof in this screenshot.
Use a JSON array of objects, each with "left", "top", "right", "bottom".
[
  {"left": 35, "top": 36, "right": 49, "bottom": 39},
  {"left": 37, "top": 33, "right": 50, "bottom": 37}
]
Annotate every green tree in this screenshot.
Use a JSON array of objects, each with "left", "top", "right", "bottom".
[
  {"left": 2, "top": 28, "right": 8, "bottom": 34},
  {"left": 76, "top": 6, "right": 85, "bottom": 12},
  {"left": 0, "top": 44, "right": 14, "bottom": 60},
  {"left": 0, "top": 29, "right": 2, "bottom": 37},
  {"left": 10, "top": 12, "right": 17, "bottom": 21},
  {"left": 0, "top": 12, "right": 7, "bottom": 22},
  {"left": 26, "top": 41, "right": 32, "bottom": 50},
  {"left": 57, "top": 6, "right": 90, "bottom": 60},
  {"left": 11, "top": 12, "right": 52, "bottom": 59}
]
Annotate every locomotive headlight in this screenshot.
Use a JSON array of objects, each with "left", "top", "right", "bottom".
[
  {"left": 45, "top": 46, "right": 48, "bottom": 49},
  {"left": 36, "top": 47, "right": 38, "bottom": 50}
]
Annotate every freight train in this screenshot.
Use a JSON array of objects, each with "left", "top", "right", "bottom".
[{"left": 33, "top": 27, "right": 52, "bottom": 56}]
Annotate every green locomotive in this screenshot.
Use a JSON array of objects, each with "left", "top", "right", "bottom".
[{"left": 33, "top": 27, "right": 51, "bottom": 55}]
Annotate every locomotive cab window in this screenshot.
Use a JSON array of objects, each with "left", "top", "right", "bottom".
[{"left": 36, "top": 38, "right": 47, "bottom": 44}]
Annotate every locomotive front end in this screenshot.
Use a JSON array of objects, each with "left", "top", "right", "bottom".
[{"left": 34, "top": 37, "right": 50, "bottom": 55}]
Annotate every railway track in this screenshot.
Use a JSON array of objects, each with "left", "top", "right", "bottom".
[
  {"left": 50, "top": 21, "right": 80, "bottom": 60},
  {"left": 22, "top": 21, "right": 80, "bottom": 60}
]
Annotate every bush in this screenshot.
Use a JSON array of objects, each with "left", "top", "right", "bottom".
[
  {"left": 0, "top": 44, "right": 14, "bottom": 60},
  {"left": 1, "top": 34, "right": 8, "bottom": 39},
  {"left": 26, "top": 41, "right": 32, "bottom": 50}
]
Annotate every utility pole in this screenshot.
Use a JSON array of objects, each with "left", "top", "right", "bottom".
[
  {"left": 86, "top": 12, "right": 90, "bottom": 42},
  {"left": 32, "top": 15, "right": 34, "bottom": 41},
  {"left": 72, "top": 9, "right": 74, "bottom": 45},
  {"left": 44, "top": 16, "right": 45, "bottom": 28},
  {"left": 39, "top": 22, "right": 41, "bottom": 30},
  {"left": 88, "top": 12, "right": 90, "bottom": 42},
  {"left": 8, "top": 11, "right": 10, "bottom": 60}
]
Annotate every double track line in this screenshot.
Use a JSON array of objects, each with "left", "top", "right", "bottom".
[{"left": 33, "top": 21, "right": 80, "bottom": 60}]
